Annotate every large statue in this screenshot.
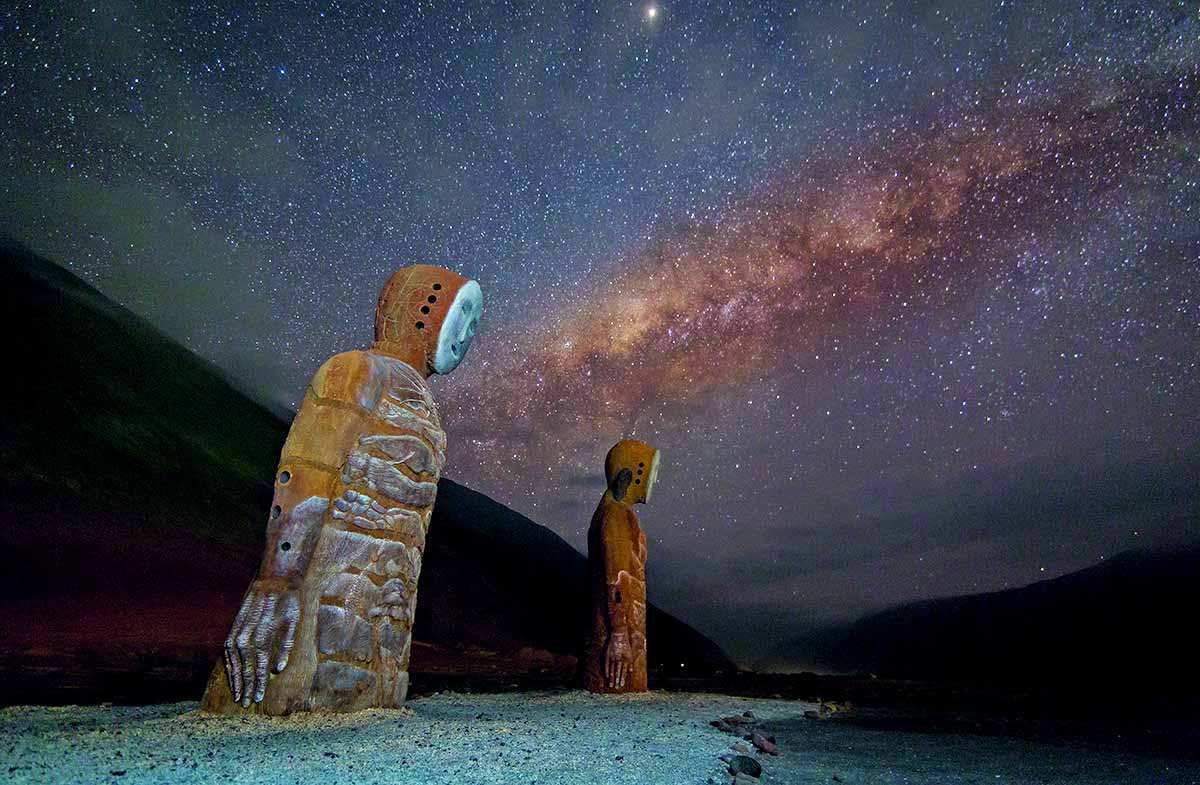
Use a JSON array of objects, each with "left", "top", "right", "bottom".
[
  {"left": 583, "top": 439, "right": 661, "bottom": 693},
  {"left": 201, "top": 264, "right": 482, "bottom": 715}
]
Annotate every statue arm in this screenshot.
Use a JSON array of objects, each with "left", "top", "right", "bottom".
[
  {"left": 224, "top": 351, "right": 375, "bottom": 705},
  {"left": 602, "top": 514, "right": 638, "bottom": 635},
  {"left": 600, "top": 504, "right": 639, "bottom": 688}
]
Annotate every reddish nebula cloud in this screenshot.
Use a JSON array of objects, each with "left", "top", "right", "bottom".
[{"left": 441, "top": 71, "right": 1190, "bottom": 481}]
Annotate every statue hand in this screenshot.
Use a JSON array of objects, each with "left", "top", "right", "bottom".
[
  {"left": 224, "top": 583, "right": 300, "bottom": 706},
  {"left": 604, "top": 631, "right": 634, "bottom": 689}
]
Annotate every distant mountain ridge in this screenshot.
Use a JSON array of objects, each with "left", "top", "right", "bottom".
[
  {"left": 0, "top": 240, "right": 731, "bottom": 705},
  {"left": 781, "top": 543, "right": 1200, "bottom": 690}
]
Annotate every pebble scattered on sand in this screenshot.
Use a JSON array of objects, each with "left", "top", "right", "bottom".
[
  {"left": 721, "top": 753, "right": 762, "bottom": 778},
  {"left": 710, "top": 706, "right": 782, "bottom": 778},
  {"left": 749, "top": 729, "right": 778, "bottom": 756}
]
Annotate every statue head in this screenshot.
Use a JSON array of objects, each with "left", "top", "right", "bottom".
[
  {"left": 604, "top": 439, "right": 661, "bottom": 504},
  {"left": 374, "top": 264, "right": 483, "bottom": 375}
]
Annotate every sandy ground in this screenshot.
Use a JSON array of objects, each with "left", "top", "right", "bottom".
[{"left": 2, "top": 691, "right": 1198, "bottom": 785}]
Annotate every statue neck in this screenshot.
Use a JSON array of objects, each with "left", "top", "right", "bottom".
[
  {"left": 370, "top": 339, "right": 431, "bottom": 378},
  {"left": 604, "top": 489, "right": 635, "bottom": 509}
]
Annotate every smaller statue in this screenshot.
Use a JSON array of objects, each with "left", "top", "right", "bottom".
[{"left": 584, "top": 439, "right": 661, "bottom": 693}]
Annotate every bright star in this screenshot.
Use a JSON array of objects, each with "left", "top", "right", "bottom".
[{"left": 646, "top": 5, "right": 658, "bottom": 19}]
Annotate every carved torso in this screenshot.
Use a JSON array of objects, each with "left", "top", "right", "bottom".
[
  {"left": 203, "top": 349, "right": 446, "bottom": 713},
  {"left": 307, "top": 352, "right": 444, "bottom": 710}
]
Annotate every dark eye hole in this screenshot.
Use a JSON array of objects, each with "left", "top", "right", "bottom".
[
  {"left": 279, "top": 470, "right": 291, "bottom": 484},
  {"left": 428, "top": 295, "right": 437, "bottom": 303},
  {"left": 612, "top": 468, "right": 633, "bottom": 500},
  {"left": 432, "top": 283, "right": 442, "bottom": 290},
  {"left": 421, "top": 305, "right": 430, "bottom": 314},
  {"left": 281, "top": 541, "right": 291, "bottom": 551},
  {"left": 415, "top": 321, "right": 424, "bottom": 329},
  {"left": 271, "top": 505, "right": 282, "bottom": 519}
]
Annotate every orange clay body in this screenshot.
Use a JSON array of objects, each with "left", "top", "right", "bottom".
[
  {"left": 584, "top": 439, "right": 660, "bottom": 694},
  {"left": 202, "top": 265, "right": 481, "bottom": 715}
]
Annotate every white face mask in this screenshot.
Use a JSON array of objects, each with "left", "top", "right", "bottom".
[
  {"left": 432, "top": 279, "right": 483, "bottom": 374},
  {"left": 643, "top": 450, "right": 661, "bottom": 502}
]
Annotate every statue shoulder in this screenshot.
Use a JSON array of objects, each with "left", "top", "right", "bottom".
[
  {"left": 307, "top": 350, "right": 384, "bottom": 407},
  {"left": 599, "top": 498, "right": 639, "bottom": 540}
]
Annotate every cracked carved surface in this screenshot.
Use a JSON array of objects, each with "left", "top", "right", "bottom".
[
  {"left": 203, "top": 351, "right": 444, "bottom": 715},
  {"left": 309, "top": 357, "right": 440, "bottom": 711}
]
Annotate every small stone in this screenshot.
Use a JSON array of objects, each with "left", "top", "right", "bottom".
[
  {"left": 750, "top": 730, "right": 779, "bottom": 756},
  {"left": 721, "top": 714, "right": 755, "bottom": 726},
  {"left": 711, "top": 719, "right": 738, "bottom": 734},
  {"left": 733, "top": 742, "right": 751, "bottom": 753},
  {"left": 725, "top": 755, "right": 762, "bottom": 778}
]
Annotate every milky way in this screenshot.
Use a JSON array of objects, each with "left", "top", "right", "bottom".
[
  {"left": 2, "top": 1, "right": 1198, "bottom": 664},
  {"left": 445, "top": 69, "right": 1195, "bottom": 466},
  {"left": 441, "top": 51, "right": 1200, "bottom": 660}
]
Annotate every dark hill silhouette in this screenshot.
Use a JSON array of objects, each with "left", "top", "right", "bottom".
[
  {"left": 0, "top": 240, "right": 731, "bottom": 705},
  {"left": 791, "top": 544, "right": 1200, "bottom": 692},
  {"left": 421, "top": 479, "right": 731, "bottom": 681}
]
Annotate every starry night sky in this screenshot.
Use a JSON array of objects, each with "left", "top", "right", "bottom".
[{"left": 2, "top": 2, "right": 1198, "bottom": 665}]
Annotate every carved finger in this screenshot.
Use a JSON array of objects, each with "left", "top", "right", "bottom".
[
  {"left": 253, "top": 649, "right": 270, "bottom": 702},
  {"left": 237, "top": 595, "right": 266, "bottom": 707},
  {"left": 226, "top": 593, "right": 254, "bottom": 701},
  {"left": 223, "top": 637, "right": 237, "bottom": 702},
  {"left": 224, "top": 632, "right": 239, "bottom": 701},
  {"left": 274, "top": 596, "right": 300, "bottom": 673},
  {"left": 251, "top": 596, "right": 277, "bottom": 703},
  {"left": 224, "top": 633, "right": 237, "bottom": 700},
  {"left": 227, "top": 595, "right": 253, "bottom": 700}
]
